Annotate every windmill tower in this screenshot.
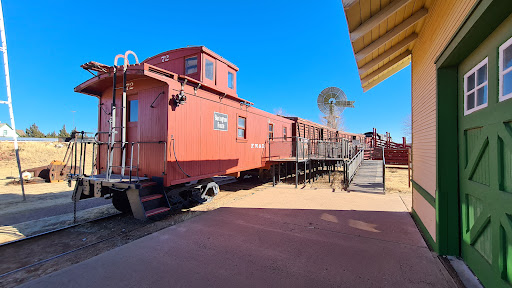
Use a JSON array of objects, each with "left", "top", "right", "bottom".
[{"left": 317, "top": 87, "right": 354, "bottom": 129}]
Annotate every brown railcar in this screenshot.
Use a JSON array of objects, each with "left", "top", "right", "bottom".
[
  {"left": 72, "top": 47, "right": 293, "bottom": 219},
  {"left": 71, "top": 47, "right": 364, "bottom": 220}
]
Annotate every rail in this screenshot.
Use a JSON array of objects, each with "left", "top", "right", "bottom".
[
  {"left": 344, "top": 149, "right": 364, "bottom": 187},
  {"left": 68, "top": 138, "right": 167, "bottom": 183},
  {"left": 382, "top": 146, "right": 385, "bottom": 189},
  {"left": 268, "top": 137, "right": 362, "bottom": 162},
  {"left": 267, "top": 136, "right": 309, "bottom": 161}
]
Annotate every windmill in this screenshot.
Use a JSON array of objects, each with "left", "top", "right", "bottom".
[{"left": 317, "top": 87, "right": 354, "bottom": 130}]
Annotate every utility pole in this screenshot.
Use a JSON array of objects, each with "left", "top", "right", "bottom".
[{"left": 0, "top": 0, "right": 25, "bottom": 200}]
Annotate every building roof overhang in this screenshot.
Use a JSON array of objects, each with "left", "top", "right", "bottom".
[{"left": 342, "top": 0, "right": 430, "bottom": 91}]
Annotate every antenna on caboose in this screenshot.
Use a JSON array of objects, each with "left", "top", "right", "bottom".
[
  {"left": 317, "top": 87, "right": 354, "bottom": 130},
  {"left": 0, "top": 0, "right": 25, "bottom": 200}
]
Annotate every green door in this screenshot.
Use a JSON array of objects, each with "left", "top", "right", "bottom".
[{"left": 458, "top": 15, "right": 512, "bottom": 287}]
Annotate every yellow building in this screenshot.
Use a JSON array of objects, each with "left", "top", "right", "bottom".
[{"left": 342, "top": 1, "right": 512, "bottom": 287}]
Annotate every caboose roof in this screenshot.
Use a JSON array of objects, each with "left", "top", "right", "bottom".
[
  {"left": 143, "top": 46, "right": 239, "bottom": 71},
  {"left": 74, "top": 63, "right": 253, "bottom": 104}
]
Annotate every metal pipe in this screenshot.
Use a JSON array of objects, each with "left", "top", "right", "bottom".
[
  {"left": 382, "top": 146, "right": 386, "bottom": 190},
  {"left": 130, "top": 142, "right": 134, "bottom": 183},
  {"left": 295, "top": 161, "right": 298, "bottom": 189},
  {"left": 107, "top": 54, "right": 125, "bottom": 181},
  {"left": 121, "top": 64, "right": 127, "bottom": 177},
  {"left": 74, "top": 134, "right": 77, "bottom": 175},
  {"left": 137, "top": 143, "right": 140, "bottom": 181},
  {"left": 78, "top": 132, "right": 83, "bottom": 175},
  {"left": 0, "top": 2, "right": 24, "bottom": 200},
  {"left": 91, "top": 143, "right": 96, "bottom": 175},
  {"left": 304, "top": 160, "right": 306, "bottom": 186},
  {"left": 82, "top": 135, "right": 87, "bottom": 175},
  {"left": 278, "top": 163, "right": 280, "bottom": 183},
  {"left": 272, "top": 164, "right": 275, "bottom": 187},
  {"left": 120, "top": 51, "right": 140, "bottom": 177},
  {"left": 163, "top": 141, "right": 167, "bottom": 175}
]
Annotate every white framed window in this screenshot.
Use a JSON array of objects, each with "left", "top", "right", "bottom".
[
  {"left": 464, "top": 58, "right": 488, "bottom": 115},
  {"left": 499, "top": 36, "right": 512, "bottom": 102},
  {"left": 128, "top": 100, "right": 138, "bottom": 122},
  {"left": 185, "top": 56, "right": 197, "bottom": 75},
  {"left": 228, "top": 71, "right": 234, "bottom": 89},
  {"left": 205, "top": 59, "right": 214, "bottom": 80},
  {"left": 237, "top": 116, "right": 246, "bottom": 139}
]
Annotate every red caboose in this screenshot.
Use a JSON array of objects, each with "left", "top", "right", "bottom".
[{"left": 73, "top": 46, "right": 292, "bottom": 220}]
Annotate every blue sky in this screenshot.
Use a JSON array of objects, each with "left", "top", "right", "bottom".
[{"left": 0, "top": 0, "right": 411, "bottom": 141}]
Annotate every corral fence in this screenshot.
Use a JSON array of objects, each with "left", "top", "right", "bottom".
[
  {"left": 344, "top": 149, "right": 364, "bottom": 187},
  {"left": 365, "top": 148, "right": 410, "bottom": 165}
]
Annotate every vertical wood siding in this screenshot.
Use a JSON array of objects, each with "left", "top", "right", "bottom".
[{"left": 411, "top": 0, "right": 477, "bottom": 241}]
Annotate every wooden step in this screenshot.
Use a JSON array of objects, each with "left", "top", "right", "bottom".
[
  {"left": 145, "top": 207, "right": 170, "bottom": 217},
  {"left": 140, "top": 194, "right": 163, "bottom": 202},
  {"left": 141, "top": 181, "right": 158, "bottom": 188}
]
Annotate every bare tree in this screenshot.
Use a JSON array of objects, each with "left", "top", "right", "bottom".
[
  {"left": 274, "top": 107, "right": 289, "bottom": 116},
  {"left": 402, "top": 114, "right": 412, "bottom": 143}
]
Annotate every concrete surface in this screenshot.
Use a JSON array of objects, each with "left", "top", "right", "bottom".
[
  {"left": 19, "top": 185, "right": 455, "bottom": 288},
  {"left": 348, "top": 160, "right": 384, "bottom": 194},
  {"left": 0, "top": 198, "right": 110, "bottom": 226}
]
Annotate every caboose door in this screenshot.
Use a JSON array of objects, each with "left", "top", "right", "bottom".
[{"left": 125, "top": 94, "right": 139, "bottom": 174}]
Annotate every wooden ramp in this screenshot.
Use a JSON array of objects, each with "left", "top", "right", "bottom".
[{"left": 348, "top": 160, "right": 384, "bottom": 194}]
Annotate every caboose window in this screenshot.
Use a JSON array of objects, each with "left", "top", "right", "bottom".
[
  {"left": 228, "top": 72, "right": 234, "bottom": 89},
  {"left": 269, "top": 123, "right": 274, "bottom": 140},
  {"left": 185, "top": 56, "right": 197, "bottom": 75},
  {"left": 283, "top": 127, "right": 287, "bottom": 140},
  {"left": 238, "top": 116, "right": 246, "bottom": 139},
  {"left": 205, "top": 59, "right": 214, "bottom": 80},
  {"left": 128, "top": 100, "right": 138, "bottom": 122}
]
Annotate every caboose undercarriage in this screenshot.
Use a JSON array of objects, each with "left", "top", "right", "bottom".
[{"left": 72, "top": 172, "right": 219, "bottom": 220}]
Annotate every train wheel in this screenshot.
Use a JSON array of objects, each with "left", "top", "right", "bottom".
[
  {"left": 112, "top": 192, "right": 132, "bottom": 214},
  {"left": 200, "top": 181, "right": 219, "bottom": 203}
]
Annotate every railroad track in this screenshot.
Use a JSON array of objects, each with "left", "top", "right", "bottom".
[
  {"left": 0, "top": 211, "right": 121, "bottom": 248},
  {"left": 0, "top": 177, "right": 247, "bottom": 285},
  {"left": 0, "top": 212, "right": 123, "bottom": 278}
]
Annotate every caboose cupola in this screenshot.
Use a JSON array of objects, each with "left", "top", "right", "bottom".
[{"left": 143, "top": 46, "right": 239, "bottom": 96}]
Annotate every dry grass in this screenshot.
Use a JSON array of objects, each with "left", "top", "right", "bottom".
[
  {"left": 308, "top": 169, "right": 346, "bottom": 191},
  {"left": 0, "top": 141, "right": 95, "bottom": 180},
  {"left": 385, "top": 166, "right": 411, "bottom": 194},
  {"left": 0, "top": 141, "right": 96, "bottom": 215},
  {"left": 385, "top": 165, "right": 412, "bottom": 211}
]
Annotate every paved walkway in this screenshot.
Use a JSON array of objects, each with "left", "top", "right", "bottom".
[
  {"left": 348, "top": 160, "right": 384, "bottom": 194},
  {"left": 19, "top": 185, "right": 455, "bottom": 288}
]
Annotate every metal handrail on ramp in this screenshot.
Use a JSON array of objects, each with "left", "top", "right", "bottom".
[{"left": 344, "top": 149, "right": 364, "bottom": 188}]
